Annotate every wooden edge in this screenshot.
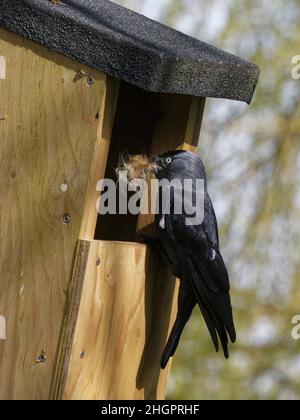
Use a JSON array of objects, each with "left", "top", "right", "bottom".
[
  {"left": 51, "top": 239, "right": 149, "bottom": 400},
  {"left": 51, "top": 240, "right": 91, "bottom": 400},
  {"left": 79, "top": 76, "right": 120, "bottom": 241},
  {"left": 184, "top": 97, "right": 206, "bottom": 149}
]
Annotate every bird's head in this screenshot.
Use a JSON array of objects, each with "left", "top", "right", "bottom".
[{"left": 152, "top": 150, "right": 207, "bottom": 182}]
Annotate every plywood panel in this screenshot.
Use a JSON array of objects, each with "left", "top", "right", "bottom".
[
  {"left": 0, "top": 29, "right": 115, "bottom": 399},
  {"left": 53, "top": 240, "right": 177, "bottom": 400}
]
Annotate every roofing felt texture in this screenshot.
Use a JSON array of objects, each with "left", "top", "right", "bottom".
[{"left": 0, "top": 0, "right": 259, "bottom": 103}]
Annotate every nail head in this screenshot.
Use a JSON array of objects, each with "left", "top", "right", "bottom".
[
  {"left": 87, "top": 75, "right": 95, "bottom": 86},
  {"left": 63, "top": 213, "right": 71, "bottom": 224},
  {"left": 37, "top": 351, "right": 47, "bottom": 364}
]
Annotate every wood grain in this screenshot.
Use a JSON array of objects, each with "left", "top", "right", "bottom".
[
  {"left": 79, "top": 76, "right": 120, "bottom": 240},
  {"left": 54, "top": 240, "right": 177, "bottom": 400},
  {"left": 51, "top": 240, "right": 91, "bottom": 400},
  {"left": 0, "top": 29, "right": 109, "bottom": 399}
]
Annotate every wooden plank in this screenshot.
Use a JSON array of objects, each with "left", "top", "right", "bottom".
[
  {"left": 183, "top": 96, "right": 206, "bottom": 152},
  {"left": 54, "top": 240, "right": 177, "bottom": 400},
  {"left": 151, "top": 94, "right": 205, "bottom": 155},
  {"left": 79, "top": 76, "right": 120, "bottom": 240},
  {"left": 51, "top": 240, "right": 91, "bottom": 400},
  {"left": 0, "top": 28, "right": 110, "bottom": 400}
]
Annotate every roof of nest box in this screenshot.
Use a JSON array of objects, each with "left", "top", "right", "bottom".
[{"left": 0, "top": 0, "right": 259, "bottom": 103}]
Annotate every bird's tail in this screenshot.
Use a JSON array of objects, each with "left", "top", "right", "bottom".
[
  {"left": 183, "top": 254, "right": 236, "bottom": 359},
  {"left": 161, "top": 309, "right": 196, "bottom": 369},
  {"left": 161, "top": 282, "right": 196, "bottom": 369},
  {"left": 161, "top": 317, "right": 186, "bottom": 369},
  {"left": 189, "top": 274, "right": 236, "bottom": 358}
]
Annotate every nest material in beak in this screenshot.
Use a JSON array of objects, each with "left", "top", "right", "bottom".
[{"left": 116, "top": 154, "right": 157, "bottom": 183}]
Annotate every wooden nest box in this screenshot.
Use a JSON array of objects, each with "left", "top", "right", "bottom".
[{"left": 0, "top": 0, "right": 259, "bottom": 400}]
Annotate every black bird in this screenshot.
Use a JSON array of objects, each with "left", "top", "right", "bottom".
[{"left": 141, "top": 150, "right": 236, "bottom": 369}]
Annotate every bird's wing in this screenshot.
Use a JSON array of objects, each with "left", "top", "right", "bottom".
[
  {"left": 203, "top": 192, "right": 219, "bottom": 248},
  {"left": 162, "top": 201, "right": 236, "bottom": 356},
  {"left": 171, "top": 193, "right": 230, "bottom": 293}
]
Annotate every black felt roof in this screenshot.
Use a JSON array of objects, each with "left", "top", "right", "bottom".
[{"left": 0, "top": 0, "right": 259, "bottom": 103}]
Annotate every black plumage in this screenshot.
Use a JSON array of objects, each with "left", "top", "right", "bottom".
[{"left": 141, "top": 150, "right": 236, "bottom": 369}]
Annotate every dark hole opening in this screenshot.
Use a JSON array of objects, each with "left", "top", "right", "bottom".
[{"left": 94, "top": 81, "right": 162, "bottom": 242}]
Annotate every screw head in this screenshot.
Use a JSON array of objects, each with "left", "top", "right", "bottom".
[
  {"left": 63, "top": 213, "right": 71, "bottom": 224},
  {"left": 80, "top": 351, "right": 85, "bottom": 359},
  {"left": 37, "top": 351, "right": 47, "bottom": 364},
  {"left": 96, "top": 258, "right": 101, "bottom": 266},
  {"left": 87, "top": 75, "right": 95, "bottom": 86}
]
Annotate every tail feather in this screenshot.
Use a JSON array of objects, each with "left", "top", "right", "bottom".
[
  {"left": 192, "top": 282, "right": 230, "bottom": 358},
  {"left": 196, "top": 297, "right": 219, "bottom": 353},
  {"left": 189, "top": 254, "right": 236, "bottom": 344},
  {"left": 161, "top": 282, "right": 195, "bottom": 369},
  {"left": 185, "top": 261, "right": 235, "bottom": 358},
  {"left": 161, "top": 318, "right": 185, "bottom": 369},
  {"left": 160, "top": 250, "right": 236, "bottom": 368},
  {"left": 199, "top": 281, "right": 236, "bottom": 344}
]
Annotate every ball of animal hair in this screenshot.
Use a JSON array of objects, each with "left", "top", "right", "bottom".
[{"left": 116, "top": 154, "right": 156, "bottom": 182}]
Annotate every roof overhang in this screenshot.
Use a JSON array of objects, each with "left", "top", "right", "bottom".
[{"left": 0, "top": 0, "right": 260, "bottom": 103}]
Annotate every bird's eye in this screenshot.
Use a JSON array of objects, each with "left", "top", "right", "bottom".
[{"left": 166, "top": 157, "right": 172, "bottom": 164}]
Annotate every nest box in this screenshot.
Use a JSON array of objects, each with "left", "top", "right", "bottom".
[{"left": 0, "top": 0, "right": 259, "bottom": 400}]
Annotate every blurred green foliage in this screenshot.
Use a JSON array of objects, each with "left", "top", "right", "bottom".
[{"left": 114, "top": 0, "right": 300, "bottom": 400}]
